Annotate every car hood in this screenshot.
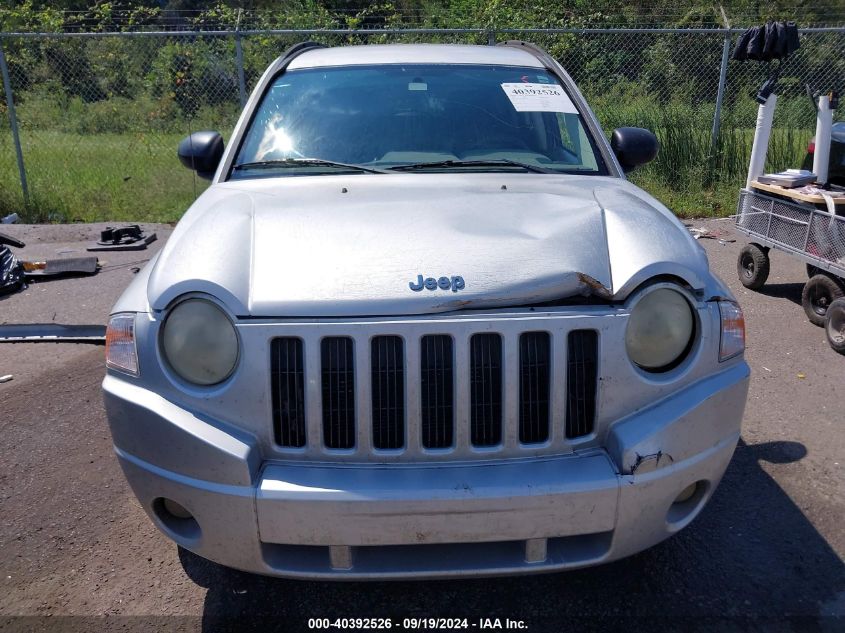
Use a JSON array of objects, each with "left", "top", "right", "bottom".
[{"left": 147, "top": 174, "right": 711, "bottom": 317}]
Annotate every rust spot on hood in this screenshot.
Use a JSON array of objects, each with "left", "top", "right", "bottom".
[{"left": 577, "top": 273, "right": 613, "bottom": 299}]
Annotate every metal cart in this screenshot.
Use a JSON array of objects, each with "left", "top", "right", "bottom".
[{"left": 735, "top": 185, "right": 845, "bottom": 353}]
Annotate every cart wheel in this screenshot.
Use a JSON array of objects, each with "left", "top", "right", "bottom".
[
  {"left": 737, "top": 244, "right": 770, "bottom": 290},
  {"left": 825, "top": 298, "right": 845, "bottom": 354},
  {"left": 802, "top": 274, "right": 845, "bottom": 327}
]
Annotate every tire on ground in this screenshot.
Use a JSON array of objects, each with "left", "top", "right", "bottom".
[
  {"left": 824, "top": 297, "right": 845, "bottom": 354},
  {"left": 737, "top": 244, "right": 770, "bottom": 290},
  {"left": 802, "top": 274, "right": 845, "bottom": 327}
]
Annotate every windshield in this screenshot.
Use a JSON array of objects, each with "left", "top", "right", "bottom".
[{"left": 230, "top": 64, "right": 607, "bottom": 178}]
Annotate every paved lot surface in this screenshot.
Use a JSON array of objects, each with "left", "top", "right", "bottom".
[{"left": 0, "top": 220, "right": 843, "bottom": 632}]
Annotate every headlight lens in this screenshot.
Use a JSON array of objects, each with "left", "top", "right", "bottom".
[
  {"left": 161, "top": 298, "right": 239, "bottom": 385},
  {"left": 626, "top": 287, "right": 695, "bottom": 371}
]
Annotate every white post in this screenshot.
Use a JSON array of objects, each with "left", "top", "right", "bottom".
[
  {"left": 812, "top": 95, "right": 833, "bottom": 185},
  {"left": 746, "top": 93, "right": 777, "bottom": 188}
]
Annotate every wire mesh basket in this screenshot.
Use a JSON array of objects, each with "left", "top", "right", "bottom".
[{"left": 736, "top": 189, "right": 845, "bottom": 274}]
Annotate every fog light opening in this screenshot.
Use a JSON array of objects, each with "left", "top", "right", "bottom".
[
  {"left": 666, "top": 480, "right": 709, "bottom": 528},
  {"left": 674, "top": 482, "right": 698, "bottom": 504},
  {"left": 153, "top": 497, "right": 201, "bottom": 541}
]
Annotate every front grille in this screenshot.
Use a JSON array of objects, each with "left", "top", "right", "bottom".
[
  {"left": 270, "top": 324, "right": 601, "bottom": 457},
  {"left": 271, "top": 337, "right": 306, "bottom": 447},
  {"left": 469, "top": 333, "right": 503, "bottom": 447},
  {"left": 371, "top": 336, "right": 404, "bottom": 450},
  {"left": 321, "top": 337, "right": 356, "bottom": 449},
  {"left": 566, "top": 330, "right": 598, "bottom": 439},
  {"left": 519, "top": 332, "right": 551, "bottom": 444},
  {"left": 420, "top": 335, "right": 454, "bottom": 449}
]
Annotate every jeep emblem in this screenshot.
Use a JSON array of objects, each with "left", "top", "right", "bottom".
[{"left": 409, "top": 274, "right": 465, "bottom": 293}]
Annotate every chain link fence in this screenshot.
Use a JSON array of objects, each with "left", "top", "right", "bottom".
[{"left": 0, "top": 27, "right": 843, "bottom": 222}]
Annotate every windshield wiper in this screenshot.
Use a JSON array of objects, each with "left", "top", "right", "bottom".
[
  {"left": 388, "top": 159, "right": 554, "bottom": 174},
  {"left": 233, "top": 158, "right": 391, "bottom": 174}
]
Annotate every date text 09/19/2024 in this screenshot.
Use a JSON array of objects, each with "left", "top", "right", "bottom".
[{"left": 307, "top": 618, "right": 528, "bottom": 630}]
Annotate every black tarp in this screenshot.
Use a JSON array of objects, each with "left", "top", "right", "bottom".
[
  {"left": 733, "top": 21, "right": 800, "bottom": 62},
  {"left": 0, "top": 245, "right": 25, "bottom": 297}
]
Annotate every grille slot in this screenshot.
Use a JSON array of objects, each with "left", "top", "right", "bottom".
[
  {"left": 519, "top": 332, "right": 551, "bottom": 444},
  {"left": 271, "top": 337, "right": 306, "bottom": 447},
  {"left": 321, "top": 337, "right": 356, "bottom": 449},
  {"left": 420, "top": 335, "right": 454, "bottom": 449},
  {"left": 371, "top": 336, "right": 405, "bottom": 450},
  {"left": 470, "top": 333, "right": 503, "bottom": 447},
  {"left": 566, "top": 330, "right": 598, "bottom": 438}
]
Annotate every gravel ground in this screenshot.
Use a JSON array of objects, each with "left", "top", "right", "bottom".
[{"left": 0, "top": 220, "right": 842, "bottom": 632}]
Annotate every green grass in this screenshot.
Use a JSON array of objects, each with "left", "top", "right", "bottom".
[
  {"left": 0, "top": 130, "right": 208, "bottom": 223},
  {"left": 0, "top": 123, "right": 813, "bottom": 224},
  {"left": 627, "top": 125, "right": 812, "bottom": 218}
]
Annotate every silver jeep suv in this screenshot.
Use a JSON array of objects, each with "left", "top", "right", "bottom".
[{"left": 102, "top": 42, "right": 749, "bottom": 579}]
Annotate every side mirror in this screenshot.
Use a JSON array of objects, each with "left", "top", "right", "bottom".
[
  {"left": 610, "top": 127, "right": 659, "bottom": 172},
  {"left": 178, "top": 131, "right": 224, "bottom": 180}
]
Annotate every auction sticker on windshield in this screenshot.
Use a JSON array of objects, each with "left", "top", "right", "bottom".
[{"left": 501, "top": 82, "right": 578, "bottom": 113}]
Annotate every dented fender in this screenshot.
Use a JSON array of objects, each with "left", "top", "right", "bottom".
[{"left": 606, "top": 363, "right": 750, "bottom": 475}]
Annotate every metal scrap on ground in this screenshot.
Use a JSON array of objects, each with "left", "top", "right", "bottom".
[{"left": 0, "top": 324, "right": 106, "bottom": 344}]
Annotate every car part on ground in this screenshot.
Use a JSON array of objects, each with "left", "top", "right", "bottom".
[
  {"left": 103, "top": 41, "right": 749, "bottom": 579},
  {"left": 88, "top": 225, "right": 158, "bottom": 252},
  {"left": 824, "top": 297, "right": 845, "bottom": 353},
  {"left": 0, "top": 323, "right": 106, "bottom": 344},
  {"left": 22, "top": 256, "right": 99, "bottom": 277}
]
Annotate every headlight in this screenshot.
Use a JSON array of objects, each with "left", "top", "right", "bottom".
[
  {"left": 625, "top": 287, "right": 695, "bottom": 372},
  {"left": 161, "top": 298, "right": 239, "bottom": 386}
]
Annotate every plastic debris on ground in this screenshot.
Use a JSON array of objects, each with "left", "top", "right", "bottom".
[{"left": 686, "top": 225, "right": 737, "bottom": 242}]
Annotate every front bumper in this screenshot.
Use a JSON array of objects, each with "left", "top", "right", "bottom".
[{"left": 104, "top": 362, "right": 749, "bottom": 579}]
